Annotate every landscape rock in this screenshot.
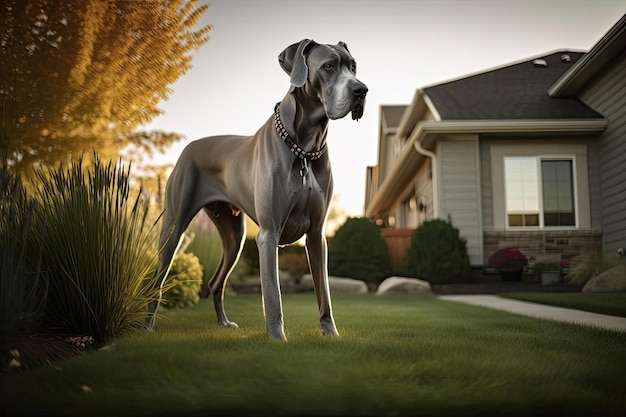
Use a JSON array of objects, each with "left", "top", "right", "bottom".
[
  {"left": 582, "top": 265, "right": 626, "bottom": 293},
  {"left": 376, "top": 276, "right": 431, "bottom": 295},
  {"left": 299, "top": 274, "right": 368, "bottom": 294}
]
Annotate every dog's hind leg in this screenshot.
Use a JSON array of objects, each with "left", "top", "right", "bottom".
[
  {"left": 205, "top": 201, "right": 246, "bottom": 328},
  {"left": 144, "top": 210, "right": 187, "bottom": 330},
  {"left": 145, "top": 166, "right": 200, "bottom": 330}
]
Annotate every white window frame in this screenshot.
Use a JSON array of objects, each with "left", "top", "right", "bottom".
[{"left": 504, "top": 155, "right": 578, "bottom": 230}]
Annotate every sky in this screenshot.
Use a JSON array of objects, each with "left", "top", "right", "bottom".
[{"left": 144, "top": 0, "right": 626, "bottom": 216}]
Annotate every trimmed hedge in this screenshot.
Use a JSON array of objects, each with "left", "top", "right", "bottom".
[
  {"left": 328, "top": 217, "right": 392, "bottom": 284},
  {"left": 401, "top": 219, "right": 471, "bottom": 284}
]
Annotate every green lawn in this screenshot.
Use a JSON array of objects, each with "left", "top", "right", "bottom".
[
  {"left": 500, "top": 292, "right": 626, "bottom": 317},
  {"left": 2, "top": 294, "right": 625, "bottom": 417}
]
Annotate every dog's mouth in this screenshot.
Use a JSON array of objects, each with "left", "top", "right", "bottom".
[{"left": 351, "top": 97, "right": 366, "bottom": 121}]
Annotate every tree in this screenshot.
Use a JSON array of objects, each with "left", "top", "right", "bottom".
[{"left": 0, "top": 0, "right": 211, "bottom": 175}]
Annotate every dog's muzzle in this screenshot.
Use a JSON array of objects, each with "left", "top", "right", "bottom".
[{"left": 350, "top": 81, "right": 368, "bottom": 121}]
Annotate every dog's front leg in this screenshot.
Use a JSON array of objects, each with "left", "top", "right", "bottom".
[
  {"left": 306, "top": 231, "right": 339, "bottom": 336},
  {"left": 256, "top": 229, "right": 287, "bottom": 340}
]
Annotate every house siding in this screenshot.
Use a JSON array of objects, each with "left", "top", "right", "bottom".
[
  {"left": 587, "top": 142, "right": 603, "bottom": 230},
  {"left": 480, "top": 140, "right": 494, "bottom": 229},
  {"left": 393, "top": 159, "right": 433, "bottom": 228},
  {"left": 414, "top": 159, "right": 434, "bottom": 225},
  {"left": 379, "top": 132, "right": 398, "bottom": 187},
  {"left": 579, "top": 54, "right": 626, "bottom": 255},
  {"left": 438, "top": 139, "right": 483, "bottom": 265}
]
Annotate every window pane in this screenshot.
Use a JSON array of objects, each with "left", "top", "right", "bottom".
[
  {"left": 541, "top": 160, "right": 575, "bottom": 226},
  {"left": 525, "top": 214, "right": 539, "bottom": 226},
  {"left": 505, "top": 158, "right": 539, "bottom": 227},
  {"left": 508, "top": 214, "right": 523, "bottom": 226}
]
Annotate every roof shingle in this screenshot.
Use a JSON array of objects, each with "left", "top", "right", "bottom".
[{"left": 424, "top": 52, "right": 604, "bottom": 120}]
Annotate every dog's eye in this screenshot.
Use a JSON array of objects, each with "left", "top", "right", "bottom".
[
  {"left": 350, "top": 63, "right": 357, "bottom": 74},
  {"left": 324, "top": 63, "right": 334, "bottom": 71}
]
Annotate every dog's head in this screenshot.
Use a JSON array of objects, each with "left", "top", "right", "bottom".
[{"left": 279, "top": 39, "right": 368, "bottom": 121}]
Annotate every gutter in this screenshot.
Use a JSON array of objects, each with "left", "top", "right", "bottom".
[
  {"left": 413, "top": 140, "right": 438, "bottom": 218},
  {"left": 365, "top": 118, "right": 608, "bottom": 219}
]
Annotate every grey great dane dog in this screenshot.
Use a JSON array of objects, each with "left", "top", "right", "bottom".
[{"left": 145, "top": 39, "right": 367, "bottom": 340}]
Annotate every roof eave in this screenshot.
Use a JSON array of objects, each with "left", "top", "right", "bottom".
[{"left": 364, "top": 118, "right": 608, "bottom": 219}]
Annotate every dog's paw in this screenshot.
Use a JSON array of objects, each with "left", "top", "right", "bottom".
[
  {"left": 321, "top": 319, "right": 339, "bottom": 336},
  {"left": 266, "top": 323, "right": 287, "bottom": 341},
  {"left": 268, "top": 332, "right": 287, "bottom": 341},
  {"left": 218, "top": 320, "right": 239, "bottom": 328}
]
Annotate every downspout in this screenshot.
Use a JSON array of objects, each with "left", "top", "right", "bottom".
[{"left": 413, "top": 139, "right": 438, "bottom": 219}]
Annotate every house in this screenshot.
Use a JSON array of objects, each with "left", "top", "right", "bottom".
[{"left": 364, "top": 14, "right": 625, "bottom": 271}]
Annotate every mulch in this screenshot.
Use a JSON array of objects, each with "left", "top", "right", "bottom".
[
  {"left": 431, "top": 281, "right": 581, "bottom": 295},
  {"left": 1, "top": 334, "right": 94, "bottom": 373}
]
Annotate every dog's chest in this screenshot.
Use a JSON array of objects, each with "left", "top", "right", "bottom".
[{"left": 280, "top": 175, "right": 327, "bottom": 244}]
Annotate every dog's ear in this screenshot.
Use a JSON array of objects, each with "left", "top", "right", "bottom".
[
  {"left": 338, "top": 41, "right": 350, "bottom": 53},
  {"left": 279, "top": 39, "right": 316, "bottom": 87}
]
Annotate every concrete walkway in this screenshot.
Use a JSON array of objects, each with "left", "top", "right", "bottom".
[{"left": 439, "top": 294, "right": 626, "bottom": 333}]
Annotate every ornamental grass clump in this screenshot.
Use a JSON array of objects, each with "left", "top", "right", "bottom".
[
  {"left": 0, "top": 162, "right": 46, "bottom": 348},
  {"left": 401, "top": 219, "right": 471, "bottom": 283},
  {"left": 34, "top": 155, "right": 162, "bottom": 343},
  {"left": 567, "top": 253, "right": 617, "bottom": 286}
]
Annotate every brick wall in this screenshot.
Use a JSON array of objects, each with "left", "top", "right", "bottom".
[{"left": 483, "top": 229, "right": 602, "bottom": 269}]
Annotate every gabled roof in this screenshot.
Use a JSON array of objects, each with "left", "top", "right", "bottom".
[
  {"left": 380, "top": 105, "right": 407, "bottom": 130},
  {"left": 423, "top": 51, "right": 604, "bottom": 120},
  {"left": 549, "top": 14, "right": 626, "bottom": 97}
]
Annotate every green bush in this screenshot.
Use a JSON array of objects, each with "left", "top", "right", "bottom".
[
  {"left": 0, "top": 162, "right": 46, "bottom": 347},
  {"left": 162, "top": 252, "right": 203, "bottom": 309},
  {"left": 401, "top": 219, "right": 471, "bottom": 284},
  {"left": 33, "top": 155, "right": 162, "bottom": 343},
  {"left": 328, "top": 217, "right": 392, "bottom": 284},
  {"left": 568, "top": 253, "right": 617, "bottom": 287}
]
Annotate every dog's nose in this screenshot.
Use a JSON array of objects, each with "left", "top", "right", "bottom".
[{"left": 351, "top": 81, "right": 368, "bottom": 97}]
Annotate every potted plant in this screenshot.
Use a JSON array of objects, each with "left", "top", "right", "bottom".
[
  {"left": 534, "top": 262, "right": 561, "bottom": 285},
  {"left": 487, "top": 248, "right": 528, "bottom": 282}
]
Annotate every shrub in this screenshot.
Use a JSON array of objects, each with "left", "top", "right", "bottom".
[
  {"left": 401, "top": 219, "right": 471, "bottom": 284},
  {"left": 162, "top": 252, "right": 203, "bottom": 309},
  {"left": 328, "top": 217, "right": 392, "bottom": 284},
  {"left": 33, "top": 155, "right": 162, "bottom": 343},
  {"left": 0, "top": 162, "right": 46, "bottom": 347},
  {"left": 568, "top": 253, "right": 617, "bottom": 287}
]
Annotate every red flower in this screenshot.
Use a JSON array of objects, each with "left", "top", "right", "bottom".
[{"left": 488, "top": 248, "right": 528, "bottom": 272}]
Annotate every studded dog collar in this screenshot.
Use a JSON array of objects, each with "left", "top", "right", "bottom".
[{"left": 273, "top": 103, "right": 326, "bottom": 161}]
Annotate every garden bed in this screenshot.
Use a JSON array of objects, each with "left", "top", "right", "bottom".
[{"left": 431, "top": 281, "right": 580, "bottom": 295}]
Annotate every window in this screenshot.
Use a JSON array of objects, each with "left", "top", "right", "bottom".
[{"left": 504, "top": 157, "right": 575, "bottom": 228}]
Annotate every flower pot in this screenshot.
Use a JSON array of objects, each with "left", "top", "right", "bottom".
[{"left": 501, "top": 270, "right": 522, "bottom": 282}]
